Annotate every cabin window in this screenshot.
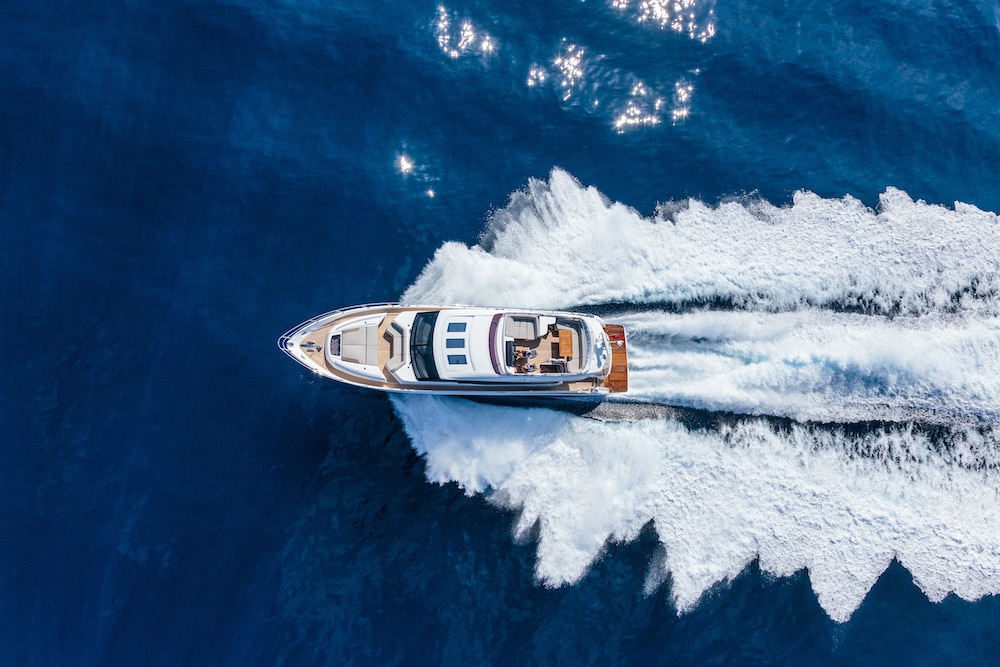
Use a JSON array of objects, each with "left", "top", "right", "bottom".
[
  {"left": 446, "top": 338, "right": 465, "bottom": 349},
  {"left": 410, "top": 312, "right": 440, "bottom": 380},
  {"left": 447, "top": 322, "right": 467, "bottom": 332},
  {"left": 447, "top": 354, "right": 467, "bottom": 365}
]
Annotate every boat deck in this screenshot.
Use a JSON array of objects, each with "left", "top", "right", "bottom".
[
  {"left": 288, "top": 306, "right": 629, "bottom": 395},
  {"left": 600, "top": 324, "right": 628, "bottom": 393},
  {"left": 297, "top": 319, "right": 408, "bottom": 390}
]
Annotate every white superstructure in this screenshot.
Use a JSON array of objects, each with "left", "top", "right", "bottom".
[{"left": 279, "top": 303, "right": 628, "bottom": 396}]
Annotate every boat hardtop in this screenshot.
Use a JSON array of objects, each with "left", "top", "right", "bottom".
[{"left": 279, "top": 303, "right": 628, "bottom": 396}]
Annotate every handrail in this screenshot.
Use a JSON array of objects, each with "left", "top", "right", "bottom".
[
  {"left": 277, "top": 302, "right": 604, "bottom": 358},
  {"left": 277, "top": 302, "right": 399, "bottom": 356}
]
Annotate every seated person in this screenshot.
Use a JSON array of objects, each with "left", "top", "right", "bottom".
[
  {"left": 514, "top": 349, "right": 527, "bottom": 373},
  {"left": 514, "top": 349, "right": 537, "bottom": 374}
]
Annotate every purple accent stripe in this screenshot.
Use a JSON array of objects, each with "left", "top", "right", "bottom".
[{"left": 489, "top": 313, "right": 502, "bottom": 374}]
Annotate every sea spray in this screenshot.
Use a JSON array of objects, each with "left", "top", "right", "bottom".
[
  {"left": 402, "top": 169, "right": 1000, "bottom": 315},
  {"left": 393, "top": 395, "right": 1000, "bottom": 623},
  {"left": 395, "top": 169, "right": 1000, "bottom": 622},
  {"left": 622, "top": 309, "right": 1000, "bottom": 423}
]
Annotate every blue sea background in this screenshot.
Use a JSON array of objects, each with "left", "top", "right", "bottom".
[{"left": 4, "top": 0, "right": 1000, "bottom": 664}]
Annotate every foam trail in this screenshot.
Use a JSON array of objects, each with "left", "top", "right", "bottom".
[
  {"left": 402, "top": 169, "right": 1000, "bottom": 315},
  {"left": 621, "top": 310, "right": 1000, "bottom": 424},
  {"left": 394, "top": 169, "right": 1000, "bottom": 622},
  {"left": 393, "top": 395, "right": 1000, "bottom": 623}
]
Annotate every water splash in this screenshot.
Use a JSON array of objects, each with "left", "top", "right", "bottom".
[
  {"left": 622, "top": 309, "right": 1000, "bottom": 424},
  {"left": 392, "top": 396, "right": 1000, "bottom": 623},
  {"left": 402, "top": 169, "right": 1000, "bottom": 315},
  {"left": 395, "top": 169, "right": 1000, "bottom": 622}
]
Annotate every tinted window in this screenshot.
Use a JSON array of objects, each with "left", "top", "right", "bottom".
[
  {"left": 410, "top": 312, "right": 439, "bottom": 380},
  {"left": 447, "top": 322, "right": 467, "bottom": 332},
  {"left": 446, "top": 338, "right": 465, "bottom": 348},
  {"left": 447, "top": 355, "right": 467, "bottom": 365}
]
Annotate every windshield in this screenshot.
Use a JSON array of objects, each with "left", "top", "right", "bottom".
[{"left": 410, "top": 312, "right": 439, "bottom": 380}]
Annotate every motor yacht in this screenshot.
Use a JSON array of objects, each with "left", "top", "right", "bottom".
[{"left": 278, "top": 303, "right": 628, "bottom": 396}]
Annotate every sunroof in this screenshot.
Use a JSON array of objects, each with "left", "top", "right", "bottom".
[{"left": 447, "top": 354, "right": 467, "bottom": 365}]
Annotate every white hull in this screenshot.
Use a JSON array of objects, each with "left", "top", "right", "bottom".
[{"left": 279, "top": 303, "right": 628, "bottom": 396}]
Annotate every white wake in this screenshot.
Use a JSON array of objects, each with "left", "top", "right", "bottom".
[
  {"left": 403, "top": 168, "right": 999, "bottom": 315},
  {"left": 393, "top": 169, "right": 1000, "bottom": 622},
  {"left": 622, "top": 309, "right": 1000, "bottom": 424}
]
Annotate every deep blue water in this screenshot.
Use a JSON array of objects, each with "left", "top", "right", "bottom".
[{"left": 4, "top": 0, "right": 1000, "bottom": 664}]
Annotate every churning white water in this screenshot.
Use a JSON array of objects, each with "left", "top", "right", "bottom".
[{"left": 395, "top": 169, "right": 1000, "bottom": 622}]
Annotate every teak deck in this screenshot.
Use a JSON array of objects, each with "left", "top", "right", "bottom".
[{"left": 600, "top": 324, "right": 629, "bottom": 393}]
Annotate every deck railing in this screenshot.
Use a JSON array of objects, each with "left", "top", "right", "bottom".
[{"left": 277, "top": 302, "right": 399, "bottom": 358}]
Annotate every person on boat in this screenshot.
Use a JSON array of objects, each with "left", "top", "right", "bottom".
[{"left": 514, "top": 349, "right": 527, "bottom": 373}]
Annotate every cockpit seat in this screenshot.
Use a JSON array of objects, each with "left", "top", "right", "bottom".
[
  {"left": 340, "top": 324, "right": 378, "bottom": 365},
  {"left": 386, "top": 321, "right": 407, "bottom": 373},
  {"left": 505, "top": 315, "right": 538, "bottom": 341}
]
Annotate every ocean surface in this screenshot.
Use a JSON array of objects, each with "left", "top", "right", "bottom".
[{"left": 4, "top": 0, "right": 1000, "bottom": 663}]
